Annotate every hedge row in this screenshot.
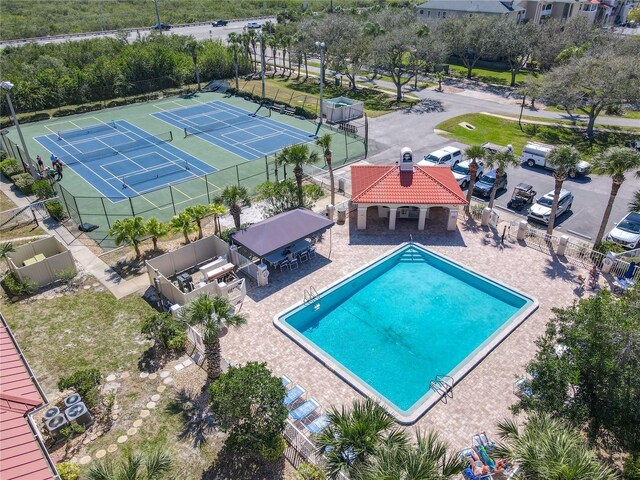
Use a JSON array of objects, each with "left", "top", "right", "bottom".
[{"left": 227, "top": 88, "right": 317, "bottom": 120}]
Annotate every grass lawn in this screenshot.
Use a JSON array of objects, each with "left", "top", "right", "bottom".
[
  {"left": 490, "top": 112, "right": 640, "bottom": 131},
  {"left": 545, "top": 105, "right": 640, "bottom": 120},
  {"left": 0, "top": 190, "right": 47, "bottom": 241},
  {"left": 447, "top": 62, "right": 538, "bottom": 87},
  {"left": 239, "top": 75, "right": 418, "bottom": 118},
  {"left": 436, "top": 113, "right": 638, "bottom": 158}
]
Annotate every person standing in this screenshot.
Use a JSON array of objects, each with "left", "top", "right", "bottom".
[
  {"left": 55, "top": 161, "right": 63, "bottom": 181},
  {"left": 36, "top": 155, "right": 44, "bottom": 173}
]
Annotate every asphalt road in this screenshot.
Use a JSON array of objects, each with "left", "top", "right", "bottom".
[
  {"left": 0, "top": 18, "right": 276, "bottom": 47},
  {"left": 364, "top": 89, "right": 640, "bottom": 242}
]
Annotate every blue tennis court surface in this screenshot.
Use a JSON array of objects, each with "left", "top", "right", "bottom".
[
  {"left": 35, "top": 120, "right": 215, "bottom": 201},
  {"left": 152, "top": 101, "right": 315, "bottom": 160}
]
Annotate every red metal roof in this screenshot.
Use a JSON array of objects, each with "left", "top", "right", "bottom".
[
  {"left": 0, "top": 315, "right": 56, "bottom": 480},
  {"left": 351, "top": 164, "right": 468, "bottom": 205}
]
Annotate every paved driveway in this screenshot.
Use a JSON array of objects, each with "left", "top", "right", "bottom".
[{"left": 364, "top": 95, "right": 640, "bottom": 242}]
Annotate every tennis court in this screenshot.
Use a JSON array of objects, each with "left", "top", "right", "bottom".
[
  {"left": 35, "top": 120, "right": 215, "bottom": 201},
  {"left": 152, "top": 100, "right": 315, "bottom": 160}
]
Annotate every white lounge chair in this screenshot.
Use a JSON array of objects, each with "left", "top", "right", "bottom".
[
  {"left": 304, "top": 414, "right": 330, "bottom": 435},
  {"left": 290, "top": 398, "right": 319, "bottom": 420},
  {"left": 283, "top": 385, "right": 305, "bottom": 406}
]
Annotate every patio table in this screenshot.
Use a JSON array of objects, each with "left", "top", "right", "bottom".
[{"left": 264, "top": 239, "right": 312, "bottom": 266}]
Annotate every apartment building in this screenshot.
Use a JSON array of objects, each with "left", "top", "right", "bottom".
[{"left": 416, "top": 1, "right": 526, "bottom": 25}]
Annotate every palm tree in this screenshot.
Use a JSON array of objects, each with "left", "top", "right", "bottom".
[
  {"left": 316, "top": 134, "right": 335, "bottom": 206},
  {"left": 244, "top": 30, "right": 258, "bottom": 71},
  {"left": 185, "top": 204, "right": 213, "bottom": 239},
  {"left": 276, "top": 144, "right": 320, "bottom": 207},
  {"left": 355, "top": 430, "right": 464, "bottom": 480},
  {"left": 228, "top": 32, "right": 243, "bottom": 90},
  {"left": 484, "top": 149, "right": 520, "bottom": 210},
  {"left": 170, "top": 211, "right": 197, "bottom": 244},
  {"left": 592, "top": 146, "right": 640, "bottom": 245},
  {"left": 0, "top": 242, "right": 15, "bottom": 272},
  {"left": 493, "top": 414, "right": 615, "bottom": 480},
  {"left": 210, "top": 202, "right": 227, "bottom": 236},
  {"left": 181, "top": 294, "right": 247, "bottom": 382},
  {"left": 630, "top": 190, "right": 640, "bottom": 213},
  {"left": 145, "top": 217, "right": 169, "bottom": 250},
  {"left": 86, "top": 447, "right": 173, "bottom": 480},
  {"left": 434, "top": 71, "right": 446, "bottom": 91},
  {"left": 545, "top": 145, "right": 581, "bottom": 234},
  {"left": 463, "top": 145, "right": 485, "bottom": 214},
  {"left": 220, "top": 185, "right": 251, "bottom": 229},
  {"left": 184, "top": 38, "right": 202, "bottom": 91},
  {"left": 315, "top": 398, "right": 406, "bottom": 479},
  {"left": 108, "top": 216, "right": 146, "bottom": 259}
]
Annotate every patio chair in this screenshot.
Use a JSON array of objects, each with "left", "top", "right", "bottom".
[
  {"left": 299, "top": 249, "right": 309, "bottom": 262},
  {"left": 281, "top": 375, "right": 292, "bottom": 389},
  {"left": 289, "top": 256, "right": 299, "bottom": 269},
  {"left": 283, "top": 385, "right": 305, "bottom": 406},
  {"left": 308, "top": 246, "right": 317, "bottom": 258},
  {"left": 290, "top": 398, "right": 320, "bottom": 420},
  {"left": 304, "top": 414, "right": 330, "bottom": 435},
  {"left": 278, "top": 259, "right": 290, "bottom": 271},
  {"left": 514, "top": 378, "right": 532, "bottom": 398}
]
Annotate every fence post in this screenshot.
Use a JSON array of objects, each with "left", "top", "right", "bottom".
[
  {"left": 517, "top": 220, "right": 528, "bottom": 241},
  {"left": 236, "top": 165, "right": 240, "bottom": 187},
  {"left": 265, "top": 155, "right": 269, "bottom": 182},
  {"left": 101, "top": 198, "right": 111, "bottom": 229},
  {"left": 205, "top": 175, "right": 211, "bottom": 203},
  {"left": 59, "top": 186, "right": 71, "bottom": 218},
  {"left": 129, "top": 197, "right": 135, "bottom": 217},
  {"left": 30, "top": 206, "right": 39, "bottom": 226},
  {"left": 169, "top": 187, "right": 177, "bottom": 214},
  {"left": 73, "top": 195, "right": 84, "bottom": 226}
]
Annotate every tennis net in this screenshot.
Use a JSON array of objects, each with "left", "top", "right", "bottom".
[
  {"left": 58, "top": 121, "right": 117, "bottom": 140},
  {"left": 60, "top": 131, "right": 173, "bottom": 166},
  {"left": 121, "top": 161, "right": 190, "bottom": 188},
  {"left": 183, "top": 114, "right": 257, "bottom": 138}
]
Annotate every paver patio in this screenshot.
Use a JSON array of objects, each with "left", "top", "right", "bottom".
[{"left": 220, "top": 209, "right": 587, "bottom": 449}]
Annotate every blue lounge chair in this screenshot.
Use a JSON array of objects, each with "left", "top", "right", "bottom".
[
  {"left": 283, "top": 385, "right": 305, "bottom": 406},
  {"left": 290, "top": 398, "right": 319, "bottom": 420},
  {"left": 281, "top": 375, "right": 291, "bottom": 389},
  {"left": 462, "top": 467, "right": 493, "bottom": 480},
  {"left": 305, "top": 414, "right": 330, "bottom": 435}
]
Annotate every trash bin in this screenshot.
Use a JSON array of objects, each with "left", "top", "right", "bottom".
[
  {"left": 337, "top": 207, "right": 346, "bottom": 225},
  {"left": 338, "top": 178, "right": 345, "bottom": 193}
]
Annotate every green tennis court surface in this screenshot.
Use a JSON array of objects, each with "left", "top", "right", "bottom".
[{"left": 5, "top": 92, "right": 367, "bottom": 248}]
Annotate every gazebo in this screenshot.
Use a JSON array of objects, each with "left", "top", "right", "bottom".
[
  {"left": 351, "top": 148, "right": 467, "bottom": 231},
  {"left": 230, "top": 208, "right": 334, "bottom": 269}
]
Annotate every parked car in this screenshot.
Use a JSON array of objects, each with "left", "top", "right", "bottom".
[
  {"left": 212, "top": 19, "right": 229, "bottom": 27},
  {"left": 607, "top": 211, "right": 640, "bottom": 249},
  {"left": 452, "top": 160, "right": 484, "bottom": 189},
  {"left": 481, "top": 142, "right": 513, "bottom": 155},
  {"left": 246, "top": 22, "right": 262, "bottom": 29},
  {"left": 151, "top": 23, "right": 171, "bottom": 30},
  {"left": 527, "top": 189, "right": 574, "bottom": 225},
  {"left": 472, "top": 170, "right": 508, "bottom": 198},
  {"left": 421, "top": 146, "right": 463, "bottom": 168},
  {"left": 521, "top": 142, "right": 590, "bottom": 178}
]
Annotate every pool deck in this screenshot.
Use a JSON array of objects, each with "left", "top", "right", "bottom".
[{"left": 220, "top": 209, "right": 588, "bottom": 449}]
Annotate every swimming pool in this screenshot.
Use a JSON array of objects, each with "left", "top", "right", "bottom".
[{"left": 274, "top": 243, "right": 537, "bottom": 424}]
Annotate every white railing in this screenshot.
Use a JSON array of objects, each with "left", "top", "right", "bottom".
[
  {"left": 524, "top": 226, "right": 558, "bottom": 250},
  {"left": 304, "top": 163, "right": 349, "bottom": 196},
  {"left": 234, "top": 249, "right": 260, "bottom": 282}
]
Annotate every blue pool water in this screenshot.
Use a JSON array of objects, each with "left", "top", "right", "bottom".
[{"left": 278, "top": 244, "right": 533, "bottom": 417}]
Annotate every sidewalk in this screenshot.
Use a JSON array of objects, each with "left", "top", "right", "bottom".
[{"left": 1, "top": 179, "right": 148, "bottom": 299}]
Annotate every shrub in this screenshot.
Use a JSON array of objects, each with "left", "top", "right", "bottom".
[
  {"left": 2, "top": 272, "right": 36, "bottom": 297},
  {"left": 594, "top": 240, "right": 625, "bottom": 255},
  {"left": 56, "top": 461, "right": 80, "bottom": 480},
  {"left": 0, "top": 150, "right": 6, "bottom": 161},
  {"left": 57, "top": 268, "right": 78, "bottom": 287},
  {"left": 624, "top": 454, "right": 640, "bottom": 480},
  {"left": 258, "top": 434, "right": 286, "bottom": 463},
  {"left": 0, "top": 158, "right": 22, "bottom": 178},
  {"left": 32, "top": 179, "right": 55, "bottom": 200},
  {"left": 45, "top": 199, "right": 67, "bottom": 221},
  {"left": 141, "top": 313, "right": 187, "bottom": 353},
  {"left": 57, "top": 368, "right": 102, "bottom": 409},
  {"left": 296, "top": 462, "right": 326, "bottom": 480},
  {"left": 12, "top": 172, "right": 34, "bottom": 194},
  {"left": 0, "top": 112, "right": 50, "bottom": 129}
]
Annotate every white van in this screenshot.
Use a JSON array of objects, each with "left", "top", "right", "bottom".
[
  {"left": 521, "top": 142, "right": 590, "bottom": 178},
  {"left": 420, "top": 146, "right": 462, "bottom": 168}
]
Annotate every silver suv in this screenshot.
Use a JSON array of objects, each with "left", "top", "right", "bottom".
[{"left": 527, "top": 189, "right": 574, "bottom": 225}]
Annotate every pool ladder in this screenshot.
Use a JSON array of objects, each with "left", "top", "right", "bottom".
[
  {"left": 304, "top": 286, "right": 319, "bottom": 304},
  {"left": 430, "top": 375, "right": 454, "bottom": 403}
]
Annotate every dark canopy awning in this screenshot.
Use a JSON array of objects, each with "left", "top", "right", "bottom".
[{"left": 230, "top": 208, "right": 334, "bottom": 258}]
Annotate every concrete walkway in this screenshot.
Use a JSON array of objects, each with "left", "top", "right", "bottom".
[{"left": 1, "top": 179, "right": 147, "bottom": 299}]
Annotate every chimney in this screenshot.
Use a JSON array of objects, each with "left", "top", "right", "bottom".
[{"left": 400, "top": 147, "right": 414, "bottom": 172}]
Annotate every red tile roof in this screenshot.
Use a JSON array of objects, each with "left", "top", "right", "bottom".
[
  {"left": 351, "top": 164, "right": 468, "bottom": 205},
  {"left": 0, "top": 314, "right": 56, "bottom": 480}
]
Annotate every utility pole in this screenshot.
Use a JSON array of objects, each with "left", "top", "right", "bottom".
[
  {"left": 315, "top": 41, "right": 326, "bottom": 130},
  {"left": 1, "top": 81, "right": 36, "bottom": 178},
  {"left": 153, "top": 0, "right": 162, "bottom": 29},
  {"left": 259, "top": 30, "right": 266, "bottom": 101}
]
